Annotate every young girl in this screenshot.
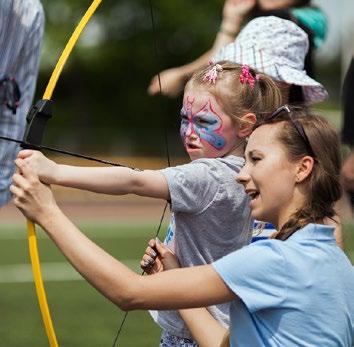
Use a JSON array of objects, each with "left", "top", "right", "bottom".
[
  {"left": 16, "top": 61, "right": 282, "bottom": 345},
  {"left": 12, "top": 106, "right": 354, "bottom": 347}
]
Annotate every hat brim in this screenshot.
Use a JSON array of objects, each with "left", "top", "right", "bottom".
[
  {"left": 213, "top": 41, "right": 329, "bottom": 104},
  {"left": 276, "top": 65, "right": 328, "bottom": 104}
]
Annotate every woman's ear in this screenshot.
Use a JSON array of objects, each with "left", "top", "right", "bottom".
[
  {"left": 238, "top": 113, "right": 257, "bottom": 138},
  {"left": 295, "top": 156, "right": 315, "bottom": 183}
]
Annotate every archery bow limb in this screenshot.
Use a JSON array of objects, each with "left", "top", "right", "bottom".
[{"left": 27, "top": 1, "right": 102, "bottom": 346}]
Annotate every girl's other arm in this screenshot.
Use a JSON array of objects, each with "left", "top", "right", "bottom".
[
  {"left": 179, "top": 308, "right": 228, "bottom": 347},
  {"left": 141, "top": 239, "right": 228, "bottom": 347}
]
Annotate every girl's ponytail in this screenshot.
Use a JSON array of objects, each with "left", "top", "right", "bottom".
[{"left": 255, "top": 73, "right": 282, "bottom": 121}]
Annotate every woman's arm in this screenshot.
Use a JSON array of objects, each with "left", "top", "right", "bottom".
[
  {"left": 17, "top": 150, "right": 170, "bottom": 199},
  {"left": 11, "top": 159, "right": 235, "bottom": 311}
]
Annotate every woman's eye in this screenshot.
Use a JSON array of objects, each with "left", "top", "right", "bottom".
[{"left": 251, "top": 156, "right": 261, "bottom": 162}]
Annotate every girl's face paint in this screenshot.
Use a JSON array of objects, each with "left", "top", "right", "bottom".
[{"left": 180, "top": 89, "right": 238, "bottom": 160}]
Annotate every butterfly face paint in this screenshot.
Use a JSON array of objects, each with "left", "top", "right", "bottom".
[{"left": 180, "top": 90, "right": 238, "bottom": 160}]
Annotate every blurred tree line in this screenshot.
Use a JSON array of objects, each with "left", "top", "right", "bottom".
[{"left": 36, "top": 0, "right": 341, "bottom": 157}]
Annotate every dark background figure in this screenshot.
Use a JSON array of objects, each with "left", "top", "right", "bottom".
[{"left": 341, "top": 57, "right": 354, "bottom": 211}]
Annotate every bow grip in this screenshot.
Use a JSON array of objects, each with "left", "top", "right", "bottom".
[{"left": 22, "top": 99, "right": 52, "bottom": 148}]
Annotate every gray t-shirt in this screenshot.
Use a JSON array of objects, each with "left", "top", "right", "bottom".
[{"left": 151, "top": 155, "right": 253, "bottom": 339}]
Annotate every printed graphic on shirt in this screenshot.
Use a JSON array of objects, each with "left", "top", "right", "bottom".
[
  {"left": 164, "top": 213, "right": 176, "bottom": 249},
  {"left": 251, "top": 220, "right": 276, "bottom": 242}
]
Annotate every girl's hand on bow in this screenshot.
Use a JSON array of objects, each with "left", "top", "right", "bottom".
[
  {"left": 17, "top": 149, "right": 58, "bottom": 185},
  {"left": 140, "top": 238, "right": 180, "bottom": 274},
  {"left": 11, "top": 158, "right": 59, "bottom": 226}
]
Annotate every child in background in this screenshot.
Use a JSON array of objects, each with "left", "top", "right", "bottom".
[
  {"left": 17, "top": 61, "right": 282, "bottom": 346},
  {"left": 148, "top": 0, "right": 326, "bottom": 98},
  {"left": 12, "top": 107, "right": 354, "bottom": 347},
  {"left": 213, "top": 16, "right": 328, "bottom": 105}
]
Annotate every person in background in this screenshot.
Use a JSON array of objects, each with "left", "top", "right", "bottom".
[
  {"left": 341, "top": 57, "right": 354, "bottom": 214},
  {"left": 148, "top": 0, "right": 326, "bottom": 98},
  {"left": 0, "top": 0, "right": 44, "bottom": 207}
]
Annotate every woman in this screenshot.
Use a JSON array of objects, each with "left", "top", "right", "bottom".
[{"left": 11, "top": 106, "right": 354, "bottom": 346}]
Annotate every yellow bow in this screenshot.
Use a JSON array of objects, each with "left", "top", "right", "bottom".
[{"left": 27, "top": 1, "right": 102, "bottom": 346}]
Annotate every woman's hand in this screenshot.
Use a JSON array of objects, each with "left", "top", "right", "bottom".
[
  {"left": 140, "top": 238, "right": 180, "bottom": 274},
  {"left": 10, "top": 158, "right": 59, "bottom": 226},
  {"left": 17, "top": 149, "right": 58, "bottom": 184}
]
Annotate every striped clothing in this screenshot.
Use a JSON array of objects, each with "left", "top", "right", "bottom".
[{"left": 0, "top": 0, "right": 44, "bottom": 206}]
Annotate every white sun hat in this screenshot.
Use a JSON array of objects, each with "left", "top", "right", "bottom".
[{"left": 213, "top": 16, "right": 328, "bottom": 104}]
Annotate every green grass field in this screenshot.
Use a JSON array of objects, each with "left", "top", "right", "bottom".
[{"left": 0, "top": 222, "right": 353, "bottom": 346}]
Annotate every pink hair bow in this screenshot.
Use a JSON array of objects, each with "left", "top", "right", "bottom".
[
  {"left": 239, "top": 65, "right": 258, "bottom": 88},
  {"left": 203, "top": 63, "right": 223, "bottom": 84}
]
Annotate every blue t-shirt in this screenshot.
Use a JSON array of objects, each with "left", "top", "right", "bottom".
[{"left": 213, "top": 224, "right": 354, "bottom": 347}]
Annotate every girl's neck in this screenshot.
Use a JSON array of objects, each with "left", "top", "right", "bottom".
[{"left": 227, "top": 139, "right": 246, "bottom": 158}]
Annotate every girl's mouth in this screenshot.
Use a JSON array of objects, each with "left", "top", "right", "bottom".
[{"left": 186, "top": 143, "right": 200, "bottom": 150}]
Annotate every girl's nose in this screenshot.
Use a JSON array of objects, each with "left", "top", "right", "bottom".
[{"left": 189, "top": 133, "right": 198, "bottom": 141}]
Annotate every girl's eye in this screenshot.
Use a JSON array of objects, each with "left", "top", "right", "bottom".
[{"left": 196, "top": 117, "right": 214, "bottom": 127}]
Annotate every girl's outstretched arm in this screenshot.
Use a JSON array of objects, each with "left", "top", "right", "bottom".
[
  {"left": 11, "top": 159, "right": 235, "bottom": 311},
  {"left": 17, "top": 150, "right": 170, "bottom": 199}
]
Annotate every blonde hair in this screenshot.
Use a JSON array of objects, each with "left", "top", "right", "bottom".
[{"left": 186, "top": 61, "right": 282, "bottom": 125}]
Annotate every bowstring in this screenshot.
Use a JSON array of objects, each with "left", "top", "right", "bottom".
[
  {"left": 111, "top": 0, "right": 170, "bottom": 345},
  {"left": 0, "top": 134, "right": 138, "bottom": 169}
]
